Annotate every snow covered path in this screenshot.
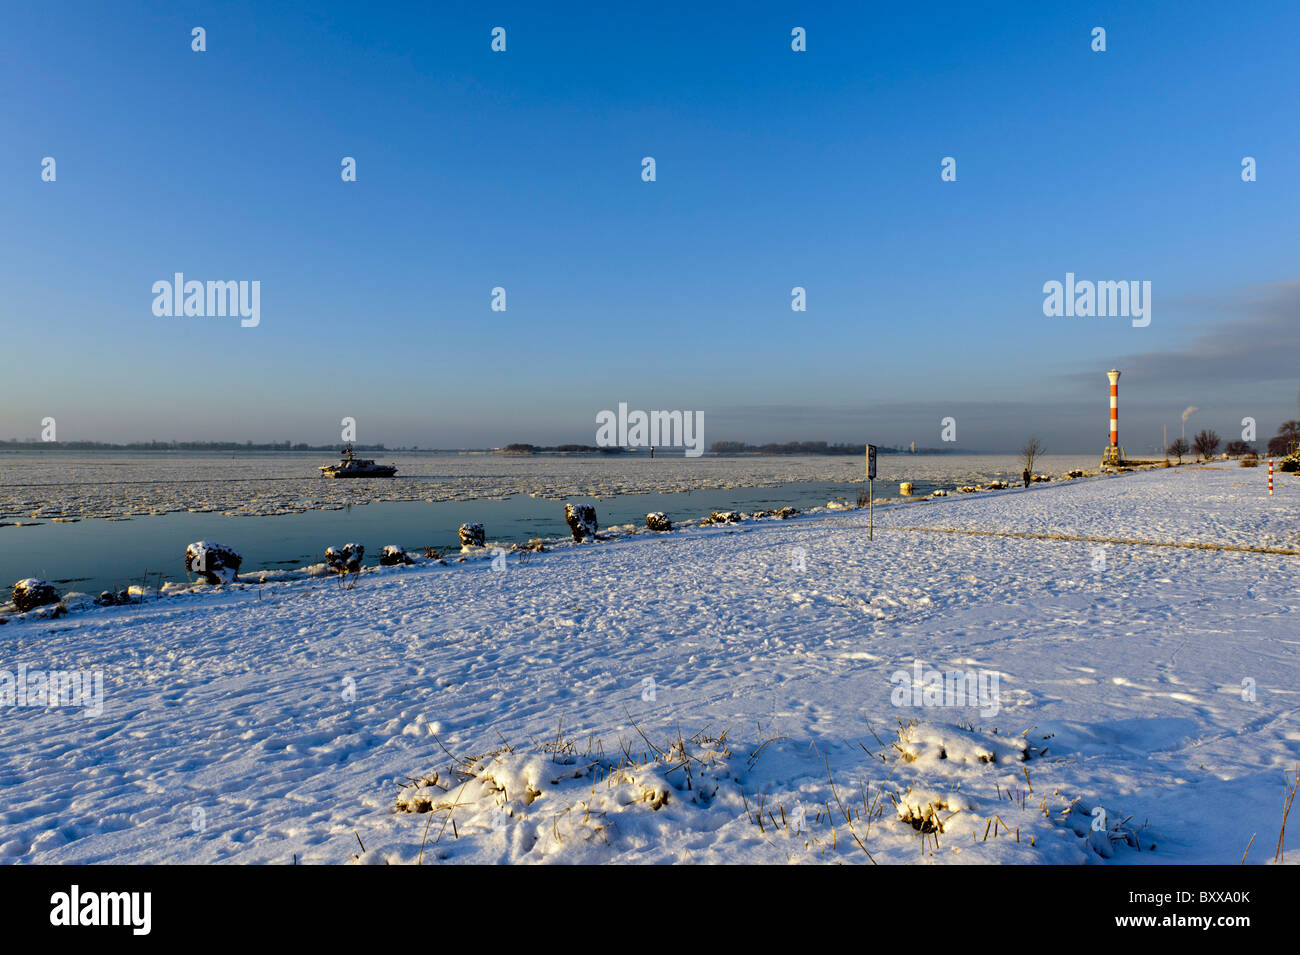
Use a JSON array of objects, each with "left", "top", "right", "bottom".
[{"left": 2, "top": 464, "right": 1298, "bottom": 864}]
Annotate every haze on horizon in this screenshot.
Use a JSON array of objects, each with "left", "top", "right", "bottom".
[{"left": 3, "top": 2, "right": 1298, "bottom": 456}]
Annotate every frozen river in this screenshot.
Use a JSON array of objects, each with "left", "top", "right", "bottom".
[{"left": 1, "top": 451, "right": 1097, "bottom": 594}]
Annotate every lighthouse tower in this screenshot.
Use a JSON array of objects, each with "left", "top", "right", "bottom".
[{"left": 1101, "top": 369, "right": 1123, "bottom": 467}]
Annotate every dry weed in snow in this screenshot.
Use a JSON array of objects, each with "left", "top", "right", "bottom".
[{"left": 381, "top": 725, "right": 744, "bottom": 863}]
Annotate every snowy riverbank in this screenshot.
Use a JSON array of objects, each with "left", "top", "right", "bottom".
[{"left": 2, "top": 464, "right": 1297, "bottom": 864}]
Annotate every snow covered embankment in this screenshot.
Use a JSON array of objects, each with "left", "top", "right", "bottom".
[{"left": 1, "top": 464, "right": 1297, "bottom": 864}]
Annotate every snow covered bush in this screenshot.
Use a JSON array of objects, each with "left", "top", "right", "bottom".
[
  {"left": 11, "top": 578, "right": 59, "bottom": 613},
  {"left": 324, "top": 543, "right": 364, "bottom": 575},
  {"left": 184, "top": 542, "right": 241, "bottom": 585},
  {"left": 703, "top": 510, "right": 742, "bottom": 525},
  {"left": 457, "top": 523, "right": 485, "bottom": 549},
  {"left": 380, "top": 545, "right": 413, "bottom": 566},
  {"left": 564, "top": 504, "right": 598, "bottom": 542},
  {"left": 645, "top": 512, "right": 672, "bottom": 532}
]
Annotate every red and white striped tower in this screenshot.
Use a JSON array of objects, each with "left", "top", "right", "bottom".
[
  {"left": 1269, "top": 459, "right": 1274, "bottom": 496},
  {"left": 1102, "top": 369, "right": 1122, "bottom": 466},
  {"left": 1107, "top": 369, "right": 1120, "bottom": 447}
]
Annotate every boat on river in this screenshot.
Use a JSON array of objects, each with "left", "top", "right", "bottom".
[{"left": 318, "top": 445, "right": 398, "bottom": 478}]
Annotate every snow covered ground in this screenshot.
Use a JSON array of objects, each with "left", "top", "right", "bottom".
[{"left": 2, "top": 463, "right": 1297, "bottom": 864}]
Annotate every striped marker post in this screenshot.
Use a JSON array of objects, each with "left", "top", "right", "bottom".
[
  {"left": 1269, "top": 459, "right": 1274, "bottom": 496},
  {"left": 1107, "top": 369, "right": 1120, "bottom": 451},
  {"left": 1101, "top": 369, "right": 1122, "bottom": 466}
]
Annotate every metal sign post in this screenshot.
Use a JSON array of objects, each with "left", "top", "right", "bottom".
[{"left": 866, "top": 444, "right": 877, "bottom": 541}]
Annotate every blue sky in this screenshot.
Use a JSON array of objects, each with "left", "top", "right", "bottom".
[{"left": 3, "top": 1, "right": 1298, "bottom": 452}]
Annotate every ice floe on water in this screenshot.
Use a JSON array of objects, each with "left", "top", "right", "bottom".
[{"left": 0, "top": 452, "right": 1098, "bottom": 521}]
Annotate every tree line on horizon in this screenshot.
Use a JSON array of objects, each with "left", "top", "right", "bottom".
[
  {"left": 1164, "top": 420, "right": 1300, "bottom": 464},
  {"left": 0, "top": 439, "right": 390, "bottom": 452},
  {"left": 8, "top": 422, "right": 1297, "bottom": 461},
  {"left": 500, "top": 444, "right": 624, "bottom": 454},
  {"left": 709, "top": 441, "right": 940, "bottom": 455},
  {"left": 501, "top": 441, "right": 938, "bottom": 455}
]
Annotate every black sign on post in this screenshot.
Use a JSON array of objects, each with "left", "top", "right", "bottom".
[{"left": 865, "top": 444, "right": 876, "bottom": 540}]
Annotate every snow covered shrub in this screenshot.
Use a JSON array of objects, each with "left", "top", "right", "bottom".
[
  {"left": 324, "top": 543, "right": 364, "bottom": 575},
  {"left": 11, "top": 578, "right": 59, "bottom": 612},
  {"left": 645, "top": 512, "right": 672, "bottom": 532},
  {"left": 877, "top": 720, "right": 1153, "bottom": 861},
  {"left": 184, "top": 542, "right": 241, "bottom": 585},
  {"left": 380, "top": 544, "right": 413, "bottom": 566},
  {"left": 458, "top": 523, "right": 485, "bottom": 549},
  {"left": 895, "top": 788, "right": 966, "bottom": 834},
  {"left": 703, "top": 510, "right": 742, "bottom": 525},
  {"left": 564, "top": 504, "right": 598, "bottom": 542},
  {"left": 390, "top": 727, "right": 742, "bottom": 862}
]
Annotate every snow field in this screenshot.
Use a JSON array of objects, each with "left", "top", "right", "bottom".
[{"left": 1, "top": 464, "right": 1297, "bottom": 864}]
